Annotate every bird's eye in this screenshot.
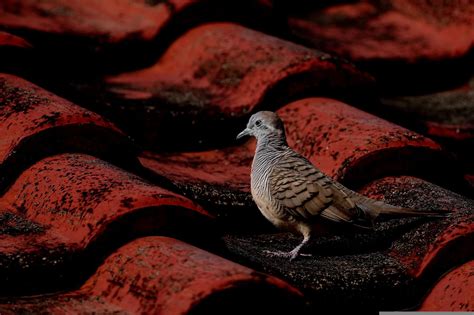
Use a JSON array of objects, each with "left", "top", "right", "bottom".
[{"left": 255, "top": 120, "right": 262, "bottom": 127}]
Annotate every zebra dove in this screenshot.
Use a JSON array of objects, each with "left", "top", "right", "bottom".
[{"left": 237, "top": 111, "right": 447, "bottom": 260}]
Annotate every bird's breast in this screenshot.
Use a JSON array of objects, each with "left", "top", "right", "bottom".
[{"left": 253, "top": 197, "right": 289, "bottom": 229}]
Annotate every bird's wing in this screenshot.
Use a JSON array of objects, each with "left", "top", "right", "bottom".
[{"left": 270, "top": 156, "right": 368, "bottom": 225}]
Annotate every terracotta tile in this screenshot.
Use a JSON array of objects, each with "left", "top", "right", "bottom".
[
  {"left": 0, "top": 73, "right": 138, "bottom": 193},
  {"left": 0, "top": 31, "right": 31, "bottom": 48},
  {"left": 379, "top": 78, "right": 474, "bottom": 183},
  {"left": 288, "top": 1, "right": 474, "bottom": 92},
  {"left": 0, "top": 31, "right": 33, "bottom": 74},
  {"left": 74, "top": 23, "right": 373, "bottom": 150},
  {"left": 380, "top": 77, "right": 474, "bottom": 142},
  {"left": 419, "top": 260, "right": 474, "bottom": 311},
  {"left": 141, "top": 97, "right": 459, "bottom": 222},
  {"left": 0, "top": 0, "right": 274, "bottom": 72},
  {"left": 140, "top": 143, "right": 257, "bottom": 225},
  {"left": 0, "top": 4, "right": 471, "bottom": 312},
  {"left": 0, "top": 153, "right": 209, "bottom": 295},
  {"left": 0, "top": 236, "right": 304, "bottom": 315},
  {"left": 223, "top": 176, "right": 473, "bottom": 311},
  {"left": 359, "top": 176, "right": 474, "bottom": 280},
  {"left": 278, "top": 98, "right": 452, "bottom": 187}
]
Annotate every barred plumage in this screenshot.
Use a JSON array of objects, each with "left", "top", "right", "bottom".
[{"left": 237, "top": 111, "right": 448, "bottom": 260}]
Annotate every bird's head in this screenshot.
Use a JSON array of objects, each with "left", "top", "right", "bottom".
[{"left": 236, "top": 111, "right": 286, "bottom": 141}]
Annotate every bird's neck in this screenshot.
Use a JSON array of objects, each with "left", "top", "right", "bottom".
[
  {"left": 256, "top": 133, "right": 288, "bottom": 152},
  {"left": 253, "top": 134, "right": 289, "bottom": 173},
  {"left": 251, "top": 135, "right": 287, "bottom": 193}
]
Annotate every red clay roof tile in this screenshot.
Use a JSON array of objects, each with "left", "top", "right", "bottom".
[
  {"left": 277, "top": 98, "right": 455, "bottom": 187},
  {"left": 380, "top": 78, "right": 474, "bottom": 142},
  {"left": 419, "top": 260, "right": 474, "bottom": 311},
  {"left": 74, "top": 23, "right": 373, "bottom": 150},
  {"left": 140, "top": 97, "right": 464, "bottom": 221},
  {"left": 0, "top": 73, "right": 138, "bottom": 193},
  {"left": 287, "top": 1, "right": 474, "bottom": 94},
  {"left": 289, "top": 1, "right": 474, "bottom": 62},
  {"left": 359, "top": 176, "right": 473, "bottom": 279},
  {"left": 224, "top": 175, "right": 473, "bottom": 311},
  {"left": 0, "top": 153, "right": 209, "bottom": 295},
  {"left": 0, "top": 1, "right": 472, "bottom": 312},
  {"left": 0, "top": 0, "right": 275, "bottom": 71},
  {"left": 0, "top": 31, "right": 31, "bottom": 48},
  {"left": 0, "top": 236, "right": 304, "bottom": 314}
]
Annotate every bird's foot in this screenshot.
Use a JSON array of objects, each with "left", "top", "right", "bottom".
[{"left": 264, "top": 250, "right": 312, "bottom": 261}]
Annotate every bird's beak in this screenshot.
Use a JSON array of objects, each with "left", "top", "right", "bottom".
[{"left": 236, "top": 128, "right": 252, "bottom": 139}]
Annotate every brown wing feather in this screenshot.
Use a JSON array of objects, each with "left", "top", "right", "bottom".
[{"left": 270, "top": 156, "right": 368, "bottom": 225}]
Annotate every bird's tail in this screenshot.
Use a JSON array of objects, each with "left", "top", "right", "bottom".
[
  {"left": 333, "top": 182, "right": 450, "bottom": 221},
  {"left": 357, "top": 199, "right": 449, "bottom": 221}
]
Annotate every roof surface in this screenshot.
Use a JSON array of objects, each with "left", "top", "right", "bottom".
[{"left": 0, "top": 0, "right": 473, "bottom": 313}]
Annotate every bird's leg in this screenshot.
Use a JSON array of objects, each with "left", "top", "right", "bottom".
[
  {"left": 288, "top": 236, "right": 311, "bottom": 260},
  {"left": 265, "top": 235, "right": 312, "bottom": 261}
]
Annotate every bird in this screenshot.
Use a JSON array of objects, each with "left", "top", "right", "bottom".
[{"left": 237, "top": 111, "right": 448, "bottom": 260}]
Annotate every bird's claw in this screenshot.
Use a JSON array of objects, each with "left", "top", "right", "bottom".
[{"left": 263, "top": 250, "right": 312, "bottom": 261}]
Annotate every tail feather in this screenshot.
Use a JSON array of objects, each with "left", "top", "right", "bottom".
[
  {"left": 334, "top": 181, "right": 450, "bottom": 221},
  {"left": 357, "top": 200, "right": 450, "bottom": 220},
  {"left": 377, "top": 205, "right": 449, "bottom": 217}
]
